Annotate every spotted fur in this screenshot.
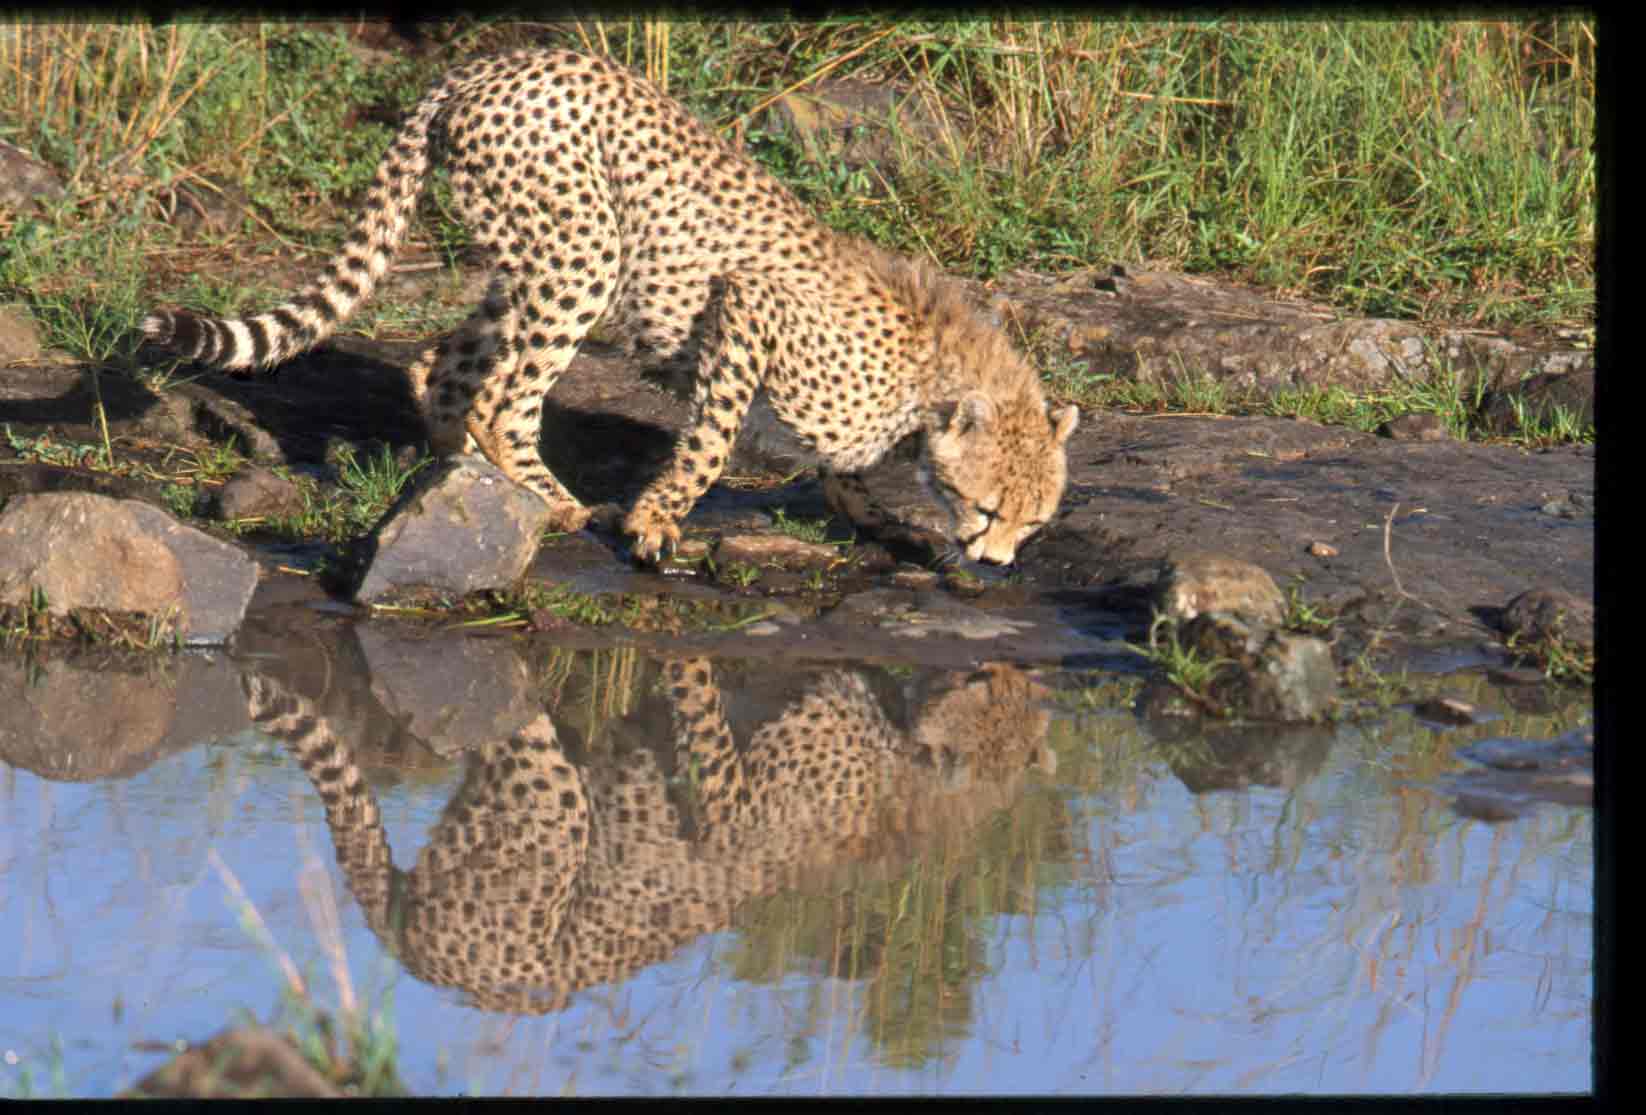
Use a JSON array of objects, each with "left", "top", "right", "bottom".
[
  {"left": 143, "top": 49, "right": 1077, "bottom": 563},
  {"left": 243, "top": 657, "right": 1052, "bottom": 1013}
]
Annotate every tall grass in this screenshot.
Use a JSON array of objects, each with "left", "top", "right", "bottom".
[
  {"left": 0, "top": 16, "right": 1596, "bottom": 357},
  {"left": 652, "top": 19, "right": 1595, "bottom": 327}
]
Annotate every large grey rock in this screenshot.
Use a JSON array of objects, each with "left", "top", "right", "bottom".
[
  {"left": 0, "top": 492, "right": 258, "bottom": 644},
  {"left": 353, "top": 455, "right": 558, "bottom": 602}
]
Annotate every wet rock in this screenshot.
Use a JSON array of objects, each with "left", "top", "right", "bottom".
[
  {"left": 353, "top": 455, "right": 557, "bottom": 603},
  {"left": 890, "top": 595, "right": 1036, "bottom": 641},
  {"left": 1156, "top": 553, "right": 1286, "bottom": 625},
  {"left": 0, "top": 492, "right": 258, "bottom": 644},
  {"left": 1412, "top": 694, "right": 1480, "bottom": 726},
  {"left": 214, "top": 464, "right": 305, "bottom": 521},
  {"left": 889, "top": 566, "right": 941, "bottom": 591},
  {"left": 1441, "top": 727, "right": 1593, "bottom": 821},
  {"left": 1177, "top": 612, "right": 1339, "bottom": 721},
  {"left": 123, "top": 1026, "right": 341, "bottom": 1099},
  {"left": 1498, "top": 587, "right": 1594, "bottom": 652},
  {"left": 1487, "top": 665, "right": 1550, "bottom": 687},
  {"left": 356, "top": 627, "right": 542, "bottom": 758},
  {"left": 1378, "top": 413, "right": 1449, "bottom": 441},
  {"left": 823, "top": 586, "right": 916, "bottom": 624},
  {"left": 713, "top": 532, "right": 844, "bottom": 571}
]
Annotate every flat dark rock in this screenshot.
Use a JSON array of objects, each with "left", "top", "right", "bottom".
[{"left": 0, "top": 286, "right": 1593, "bottom": 665}]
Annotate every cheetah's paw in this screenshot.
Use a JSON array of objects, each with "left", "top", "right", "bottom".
[
  {"left": 622, "top": 504, "right": 683, "bottom": 563},
  {"left": 543, "top": 501, "right": 595, "bottom": 534}
]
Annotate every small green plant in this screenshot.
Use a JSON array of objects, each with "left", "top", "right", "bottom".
[
  {"left": 5, "top": 424, "right": 118, "bottom": 471},
  {"left": 769, "top": 507, "right": 833, "bottom": 544},
  {"left": 1131, "top": 612, "right": 1233, "bottom": 707},
  {"left": 1341, "top": 653, "right": 1415, "bottom": 713},
  {"left": 721, "top": 561, "right": 762, "bottom": 588},
  {"left": 160, "top": 482, "right": 200, "bottom": 518},
  {"left": 1282, "top": 579, "right": 1336, "bottom": 634},
  {"left": 180, "top": 438, "right": 246, "bottom": 484},
  {"left": 1505, "top": 629, "right": 1594, "bottom": 688}
]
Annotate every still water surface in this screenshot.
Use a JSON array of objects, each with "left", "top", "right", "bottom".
[{"left": 0, "top": 631, "right": 1592, "bottom": 1096}]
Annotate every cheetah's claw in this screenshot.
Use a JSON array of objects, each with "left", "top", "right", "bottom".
[{"left": 622, "top": 505, "right": 683, "bottom": 564}]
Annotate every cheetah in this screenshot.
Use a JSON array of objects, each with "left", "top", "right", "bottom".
[
  {"left": 243, "top": 654, "right": 1053, "bottom": 1013},
  {"left": 143, "top": 49, "right": 1078, "bottom": 564}
]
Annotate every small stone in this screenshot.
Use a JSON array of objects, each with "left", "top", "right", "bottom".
[
  {"left": 1498, "top": 587, "right": 1594, "bottom": 652},
  {"left": 1377, "top": 413, "right": 1449, "bottom": 441},
  {"left": 214, "top": 465, "right": 304, "bottom": 522},
  {"left": 1487, "top": 666, "right": 1549, "bottom": 687},
  {"left": 1157, "top": 553, "right": 1285, "bottom": 625},
  {"left": 714, "top": 533, "right": 842, "bottom": 570},
  {"left": 890, "top": 567, "right": 941, "bottom": 591},
  {"left": 1306, "top": 541, "right": 1338, "bottom": 558},
  {"left": 1413, "top": 695, "right": 1478, "bottom": 725}
]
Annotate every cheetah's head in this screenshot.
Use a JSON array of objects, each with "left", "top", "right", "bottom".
[{"left": 922, "top": 391, "right": 1079, "bottom": 565}]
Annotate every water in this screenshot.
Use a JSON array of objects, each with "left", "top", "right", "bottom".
[{"left": 0, "top": 623, "right": 1593, "bottom": 1096}]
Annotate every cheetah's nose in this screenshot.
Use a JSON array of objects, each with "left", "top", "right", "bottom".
[
  {"left": 960, "top": 543, "right": 1018, "bottom": 574},
  {"left": 965, "top": 539, "right": 1018, "bottom": 567}
]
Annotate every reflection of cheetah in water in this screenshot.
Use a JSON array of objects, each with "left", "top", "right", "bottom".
[
  {"left": 244, "top": 657, "right": 1053, "bottom": 1013},
  {"left": 143, "top": 49, "right": 1077, "bottom": 564}
]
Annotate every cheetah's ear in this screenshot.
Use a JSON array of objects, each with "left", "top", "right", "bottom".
[{"left": 1050, "top": 404, "right": 1079, "bottom": 444}]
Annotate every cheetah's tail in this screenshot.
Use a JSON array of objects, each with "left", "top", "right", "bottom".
[{"left": 140, "top": 76, "right": 456, "bottom": 371}]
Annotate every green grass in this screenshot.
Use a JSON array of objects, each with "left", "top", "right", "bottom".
[
  {"left": 0, "top": 17, "right": 1594, "bottom": 424},
  {"left": 1131, "top": 612, "right": 1234, "bottom": 708},
  {"left": 1036, "top": 338, "right": 1594, "bottom": 447},
  {"left": 230, "top": 444, "right": 426, "bottom": 544}
]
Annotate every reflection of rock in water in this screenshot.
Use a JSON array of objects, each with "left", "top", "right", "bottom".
[
  {"left": 1151, "top": 722, "right": 1333, "bottom": 795},
  {"left": 0, "top": 650, "right": 245, "bottom": 781},
  {"left": 243, "top": 653, "right": 1055, "bottom": 1014}
]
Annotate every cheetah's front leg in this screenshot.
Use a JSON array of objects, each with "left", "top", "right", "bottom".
[{"left": 624, "top": 272, "right": 780, "bottom": 561}]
